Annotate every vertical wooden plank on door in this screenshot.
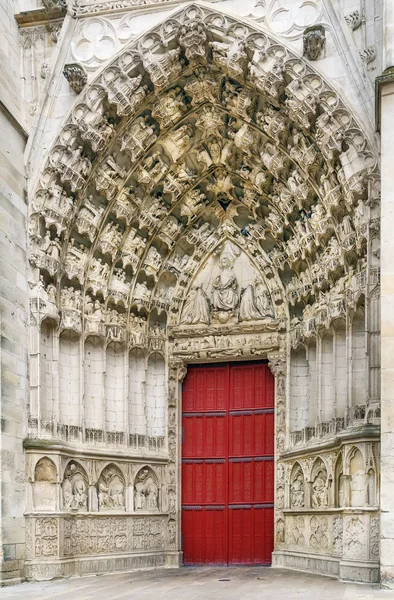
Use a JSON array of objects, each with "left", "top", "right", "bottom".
[
  {"left": 182, "top": 364, "right": 229, "bottom": 565},
  {"left": 228, "top": 363, "right": 274, "bottom": 565}
]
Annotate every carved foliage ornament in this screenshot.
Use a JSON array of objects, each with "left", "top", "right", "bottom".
[
  {"left": 63, "top": 63, "right": 88, "bottom": 94},
  {"left": 303, "top": 25, "right": 326, "bottom": 61}
]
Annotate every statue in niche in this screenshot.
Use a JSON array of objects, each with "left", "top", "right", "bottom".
[
  {"left": 311, "top": 466, "right": 329, "bottom": 508},
  {"left": 180, "top": 286, "right": 210, "bottom": 325},
  {"left": 210, "top": 39, "right": 247, "bottom": 78},
  {"left": 239, "top": 279, "right": 274, "bottom": 321},
  {"left": 290, "top": 465, "right": 305, "bottom": 508},
  {"left": 142, "top": 48, "right": 182, "bottom": 91},
  {"left": 134, "top": 468, "right": 159, "bottom": 511},
  {"left": 62, "top": 462, "right": 88, "bottom": 510},
  {"left": 211, "top": 253, "right": 239, "bottom": 312},
  {"left": 98, "top": 466, "right": 125, "bottom": 510},
  {"left": 40, "top": 232, "right": 61, "bottom": 261},
  {"left": 134, "top": 281, "right": 151, "bottom": 303}
]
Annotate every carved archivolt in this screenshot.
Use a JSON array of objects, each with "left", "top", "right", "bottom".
[{"left": 27, "top": 4, "right": 379, "bottom": 351}]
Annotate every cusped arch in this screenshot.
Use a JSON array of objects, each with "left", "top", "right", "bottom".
[
  {"left": 33, "top": 457, "right": 58, "bottom": 511},
  {"left": 34, "top": 456, "right": 57, "bottom": 483},
  {"left": 289, "top": 461, "right": 305, "bottom": 509},
  {"left": 62, "top": 460, "right": 89, "bottom": 511},
  {"left": 310, "top": 457, "right": 329, "bottom": 508},
  {"left": 97, "top": 463, "right": 126, "bottom": 511},
  {"left": 134, "top": 466, "right": 160, "bottom": 512}
]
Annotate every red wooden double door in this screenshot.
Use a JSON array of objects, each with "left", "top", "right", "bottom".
[{"left": 181, "top": 362, "right": 274, "bottom": 566}]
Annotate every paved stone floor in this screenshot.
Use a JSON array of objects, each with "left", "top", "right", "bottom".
[{"left": 1, "top": 567, "right": 394, "bottom": 599}]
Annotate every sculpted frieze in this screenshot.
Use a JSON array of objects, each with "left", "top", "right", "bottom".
[
  {"left": 309, "top": 516, "right": 329, "bottom": 551},
  {"left": 172, "top": 330, "right": 279, "bottom": 360}
]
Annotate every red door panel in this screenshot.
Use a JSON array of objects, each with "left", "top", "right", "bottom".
[
  {"left": 183, "top": 414, "right": 226, "bottom": 458},
  {"left": 182, "top": 460, "right": 226, "bottom": 505},
  {"left": 182, "top": 362, "right": 274, "bottom": 566}
]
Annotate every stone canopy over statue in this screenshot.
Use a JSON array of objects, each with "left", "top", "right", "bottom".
[{"left": 180, "top": 242, "right": 275, "bottom": 326}]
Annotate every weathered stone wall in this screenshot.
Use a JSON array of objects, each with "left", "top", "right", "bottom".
[{"left": 0, "top": 0, "right": 28, "bottom": 586}]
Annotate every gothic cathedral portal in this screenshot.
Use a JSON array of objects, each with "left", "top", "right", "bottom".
[{"left": 181, "top": 363, "right": 274, "bottom": 565}]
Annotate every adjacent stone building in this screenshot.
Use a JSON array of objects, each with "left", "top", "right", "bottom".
[{"left": 1, "top": 0, "right": 394, "bottom": 589}]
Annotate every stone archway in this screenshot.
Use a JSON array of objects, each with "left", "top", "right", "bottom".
[{"left": 25, "top": 3, "right": 380, "bottom": 583}]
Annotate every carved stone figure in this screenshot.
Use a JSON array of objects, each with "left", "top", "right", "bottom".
[
  {"left": 239, "top": 284, "right": 262, "bottom": 321},
  {"left": 96, "top": 154, "right": 127, "bottom": 200},
  {"left": 210, "top": 39, "right": 248, "bottom": 78},
  {"left": 134, "top": 468, "right": 159, "bottom": 511},
  {"left": 160, "top": 124, "right": 193, "bottom": 162},
  {"left": 312, "top": 467, "right": 329, "bottom": 508},
  {"left": 62, "top": 462, "right": 88, "bottom": 510},
  {"left": 290, "top": 465, "right": 305, "bottom": 508},
  {"left": 184, "top": 67, "right": 220, "bottom": 105},
  {"left": 303, "top": 25, "right": 326, "bottom": 61},
  {"left": 97, "top": 466, "right": 125, "bottom": 510},
  {"left": 120, "top": 116, "right": 157, "bottom": 161},
  {"left": 180, "top": 286, "right": 210, "bottom": 325},
  {"left": 103, "top": 70, "right": 146, "bottom": 117},
  {"left": 142, "top": 48, "right": 182, "bottom": 91},
  {"left": 211, "top": 253, "right": 239, "bottom": 312},
  {"left": 134, "top": 281, "right": 151, "bottom": 303}
]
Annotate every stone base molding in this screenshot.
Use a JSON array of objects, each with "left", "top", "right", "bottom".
[{"left": 272, "top": 552, "right": 379, "bottom": 584}]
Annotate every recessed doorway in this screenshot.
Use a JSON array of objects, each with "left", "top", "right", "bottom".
[{"left": 181, "top": 362, "right": 275, "bottom": 565}]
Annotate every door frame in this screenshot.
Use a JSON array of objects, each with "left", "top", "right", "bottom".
[
  {"left": 168, "top": 322, "right": 285, "bottom": 563},
  {"left": 180, "top": 360, "right": 275, "bottom": 565}
]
